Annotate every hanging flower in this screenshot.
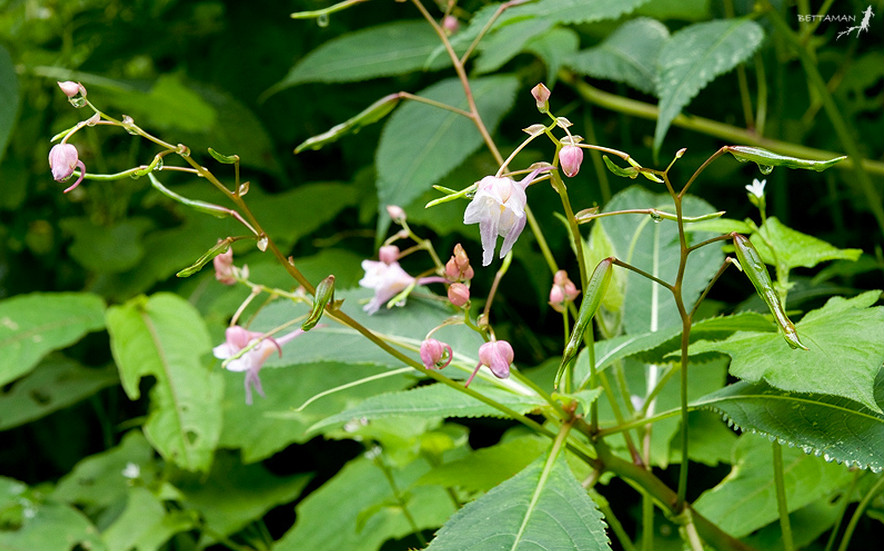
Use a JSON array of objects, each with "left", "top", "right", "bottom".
[
  {"left": 213, "top": 326, "right": 304, "bottom": 404},
  {"left": 359, "top": 259, "right": 416, "bottom": 314},
  {"left": 48, "top": 143, "right": 86, "bottom": 193},
  {"left": 465, "top": 340, "right": 514, "bottom": 387},
  {"left": 213, "top": 245, "right": 236, "bottom": 285},
  {"left": 559, "top": 145, "right": 584, "bottom": 178},
  {"left": 420, "top": 338, "right": 453, "bottom": 370}
]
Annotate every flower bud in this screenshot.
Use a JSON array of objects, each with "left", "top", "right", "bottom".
[
  {"left": 447, "top": 282, "right": 470, "bottom": 308},
  {"left": 479, "top": 340, "right": 514, "bottom": 379},
  {"left": 442, "top": 15, "right": 459, "bottom": 34},
  {"left": 48, "top": 143, "right": 86, "bottom": 193},
  {"left": 549, "top": 270, "right": 580, "bottom": 313},
  {"left": 378, "top": 245, "right": 400, "bottom": 265},
  {"left": 57, "top": 81, "right": 86, "bottom": 98},
  {"left": 445, "top": 243, "right": 474, "bottom": 281},
  {"left": 420, "top": 338, "right": 452, "bottom": 370},
  {"left": 559, "top": 145, "right": 584, "bottom": 178},
  {"left": 213, "top": 245, "right": 236, "bottom": 285},
  {"left": 531, "top": 83, "right": 551, "bottom": 113},
  {"left": 386, "top": 205, "right": 406, "bottom": 223}
]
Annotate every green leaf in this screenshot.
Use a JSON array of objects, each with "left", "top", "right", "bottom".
[
  {"left": 596, "top": 186, "right": 724, "bottom": 334},
  {"left": 524, "top": 27, "right": 579, "bottom": 86},
  {"left": 276, "top": 455, "right": 455, "bottom": 551},
  {"left": 376, "top": 75, "right": 519, "bottom": 213},
  {"left": 0, "top": 477, "right": 106, "bottom": 551},
  {"left": 0, "top": 45, "right": 20, "bottom": 163},
  {"left": 309, "top": 383, "right": 549, "bottom": 435},
  {"left": 752, "top": 217, "right": 862, "bottom": 271},
  {"left": 475, "top": 18, "right": 554, "bottom": 75},
  {"left": 654, "top": 19, "right": 763, "bottom": 154},
  {"left": 59, "top": 217, "right": 154, "bottom": 273},
  {"left": 102, "top": 487, "right": 195, "bottom": 551},
  {"left": 0, "top": 356, "right": 117, "bottom": 431},
  {"left": 425, "top": 454, "right": 611, "bottom": 551},
  {"left": 106, "top": 293, "right": 222, "bottom": 473},
  {"left": 695, "top": 379, "right": 884, "bottom": 472},
  {"left": 726, "top": 145, "right": 846, "bottom": 172},
  {"left": 0, "top": 292, "right": 106, "bottom": 386},
  {"left": 691, "top": 291, "right": 884, "bottom": 412},
  {"left": 498, "top": 0, "right": 651, "bottom": 26},
  {"left": 693, "top": 432, "right": 854, "bottom": 537},
  {"left": 637, "top": 0, "right": 711, "bottom": 21},
  {"left": 566, "top": 18, "right": 670, "bottom": 94},
  {"left": 267, "top": 20, "right": 446, "bottom": 93},
  {"left": 294, "top": 93, "right": 401, "bottom": 153},
  {"left": 177, "top": 452, "right": 311, "bottom": 545}
]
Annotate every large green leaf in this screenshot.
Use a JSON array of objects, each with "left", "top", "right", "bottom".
[
  {"left": 475, "top": 18, "right": 554, "bottom": 74},
  {"left": 276, "top": 455, "right": 454, "bottom": 551},
  {"left": 654, "top": 19, "right": 763, "bottom": 154},
  {"left": 693, "top": 433, "right": 854, "bottom": 537},
  {"left": 59, "top": 217, "right": 154, "bottom": 274},
  {"left": 375, "top": 75, "right": 518, "bottom": 213},
  {"left": 106, "top": 293, "right": 222, "bottom": 473},
  {"left": 101, "top": 487, "right": 195, "bottom": 551},
  {"left": 691, "top": 291, "right": 884, "bottom": 412},
  {"left": 752, "top": 217, "right": 862, "bottom": 272},
  {"left": 495, "top": 0, "right": 651, "bottom": 26},
  {"left": 425, "top": 454, "right": 611, "bottom": 551},
  {"left": 0, "top": 292, "right": 106, "bottom": 386},
  {"left": 0, "top": 356, "right": 117, "bottom": 431},
  {"left": 0, "top": 45, "right": 19, "bottom": 163},
  {"left": 596, "top": 186, "right": 724, "bottom": 334},
  {"left": 695, "top": 380, "right": 884, "bottom": 472},
  {"left": 566, "top": 18, "right": 670, "bottom": 94},
  {"left": 267, "top": 20, "right": 445, "bottom": 93},
  {"left": 524, "top": 27, "right": 579, "bottom": 86}
]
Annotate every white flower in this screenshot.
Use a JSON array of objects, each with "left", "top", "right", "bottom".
[
  {"left": 463, "top": 175, "right": 532, "bottom": 266},
  {"left": 745, "top": 178, "right": 766, "bottom": 199},
  {"left": 359, "top": 259, "right": 415, "bottom": 314},
  {"left": 213, "top": 326, "right": 303, "bottom": 404}
]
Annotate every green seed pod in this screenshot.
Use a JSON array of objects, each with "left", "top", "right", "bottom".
[
  {"left": 302, "top": 275, "right": 335, "bottom": 331},
  {"left": 732, "top": 234, "right": 808, "bottom": 350},
  {"left": 558, "top": 258, "right": 614, "bottom": 385}
]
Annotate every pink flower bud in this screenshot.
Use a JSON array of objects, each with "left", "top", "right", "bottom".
[
  {"left": 48, "top": 143, "right": 86, "bottom": 193},
  {"left": 549, "top": 270, "right": 580, "bottom": 313},
  {"left": 479, "top": 340, "right": 513, "bottom": 379},
  {"left": 213, "top": 246, "right": 236, "bottom": 285},
  {"left": 378, "top": 245, "right": 400, "bottom": 265},
  {"left": 445, "top": 243, "right": 474, "bottom": 281},
  {"left": 559, "top": 145, "right": 583, "bottom": 178},
  {"left": 57, "top": 81, "right": 86, "bottom": 98},
  {"left": 447, "top": 282, "right": 470, "bottom": 308},
  {"left": 531, "top": 83, "right": 551, "bottom": 112},
  {"left": 442, "top": 15, "right": 459, "bottom": 34},
  {"left": 420, "top": 338, "right": 452, "bottom": 370},
  {"left": 386, "top": 205, "right": 406, "bottom": 223}
]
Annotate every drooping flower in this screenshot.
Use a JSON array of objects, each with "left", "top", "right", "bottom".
[
  {"left": 420, "top": 338, "right": 452, "bottom": 370},
  {"left": 549, "top": 270, "right": 580, "bottom": 313},
  {"left": 465, "top": 339, "right": 514, "bottom": 387},
  {"left": 359, "top": 259, "right": 416, "bottom": 314},
  {"left": 531, "top": 83, "right": 551, "bottom": 113},
  {"left": 559, "top": 145, "right": 584, "bottom": 178},
  {"left": 463, "top": 169, "right": 546, "bottom": 266},
  {"left": 213, "top": 245, "right": 236, "bottom": 285},
  {"left": 213, "top": 325, "right": 304, "bottom": 404},
  {"left": 48, "top": 143, "right": 86, "bottom": 193}
]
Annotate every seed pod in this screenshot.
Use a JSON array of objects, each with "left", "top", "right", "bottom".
[
  {"left": 302, "top": 275, "right": 336, "bottom": 331},
  {"left": 558, "top": 258, "right": 614, "bottom": 386},
  {"left": 732, "top": 234, "right": 808, "bottom": 350}
]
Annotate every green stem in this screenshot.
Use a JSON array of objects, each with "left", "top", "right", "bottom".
[
  {"left": 772, "top": 441, "right": 794, "bottom": 551},
  {"left": 642, "top": 493, "right": 654, "bottom": 551},
  {"left": 837, "top": 473, "right": 884, "bottom": 551},
  {"left": 372, "top": 449, "right": 427, "bottom": 547}
]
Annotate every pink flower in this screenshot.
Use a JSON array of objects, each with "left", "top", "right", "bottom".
[
  {"left": 386, "top": 205, "right": 407, "bottom": 223},
  {"left": 442, "top": 15, "right": 460, "bottom": 34},
  {"left": 213, "top": 246, "right": 236, "bottom": 285},
  {"left": 531, "top": 83, "right": 551, "bottom": 112},
  {"left": 465, "top": 340, "right": 514, "bottom": 387},
  {"left": 559, "top": 145, "right": 583, "bottom": 178},
  {"left": 57, "top": 81, "right": 86, "bottom": 98},
  {"left": 359, "top": 259, "right": 416, "bottom": 314},
  {"left": 48, "top": 143, "right": 86, "bottom": 193},
  {"left": 213, "top": 326, "right": 304, "bottom": 405},
  {"left": 378, "top": 245, "right": 400, "bottom": 265},
  {"left": 447, "top": 282, "right": 470, "bottom": 308},
  {"left": 420, "top": 338, "right": 452, "bottom": 370},
  {"left": 549, "top": 270, "right": 580, "bottom": 313},
  {"left": 444, "top": 243, "right": 474, "bottom": 281},
  {"left": 463, "top": 169, "right": 546, "bottom": 266}
]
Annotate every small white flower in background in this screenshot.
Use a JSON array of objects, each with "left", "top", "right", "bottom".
[
  {"left": 745, "top": 178, "right": 766, "bottom": 199},
  {"left": 122, "top": 462, "right": 141, "bottom": 479},
  {"left": 359, "top": 259, "right": 415, "bottom": 314}
]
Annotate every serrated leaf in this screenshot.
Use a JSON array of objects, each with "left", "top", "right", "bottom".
[
  {"left": 752, "top": 217, "right": 862, "bottom": 272},
  {"left": 277, "top": 455, "right": 454, "bottom": 551},
  {"left": 0, "top": 292, "right": 106, "bottom": 386},
  {"left": 106, "top": 293, "right": 222, "bottom": 472},
  {"left": 267, "top": 20, "right": 446, "bottom": 94},
  {"left": 691, "top": 291, "right": 884, "bottom": 412},
  {"left": 525, "top": 27, "right": 579, "bottom": 86},
  {"left": 726, "top": 145, "right": 846, "bottom": 172},
  {"left": 376, "top": 75, "right": 519, "bottom": 213},
  {"left": 425, "top": 454, "right": 611, "bottom": 551},
  {"left": 309, "top": 383, "right": 549, "bottom": 434},
  {"left": 497, "top": 0, "right": 651, "bottom": 27},
  {"left": 693, "top": 432, "right": 854, "bottom": 537},
  {"left": 566, "top": 18, "right": 669, "bottom": 94},
  {"left": 475, "top": 18, "right": 554, "bottom": 74},
  {"left": 695, "top": 379, "right": 884, "bottom": 472},
  {"left": 654, "top": 19, "right": 763, "bottom": 154},
  {"left": 0, "top": 45, "right": 20, "bottom": 163},
  {"left": 0, "top": 357, "right": 117, "bottom": 430}
]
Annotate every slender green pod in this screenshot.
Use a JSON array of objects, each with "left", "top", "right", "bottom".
[
  {"left": 302, "top": 275, "right": 336, "bottom": 331},
  {"left": 557, "top": 257, "right": 614, "bottom": 387},
  {"left": 732, "top": 233, "right": 808, "bottom": 350}
]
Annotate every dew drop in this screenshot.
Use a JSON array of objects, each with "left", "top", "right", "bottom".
[
  {"left": 122, "top": 115, "right": 139, "bottom": 135},
  {"left": 317, "top": 13, "right": 329, "bottom": 27},
  {"left": 69, "top": 96, "right": 87, "bottom": 108},
  {"left": 758, "top": 164, "right": 774, "bottom": 175},
  {"left": 650, "top": 211, "right": 663, "bottom": 223},
  {"left": 152, "top": 158, "right": 164, "bottom": 171},
  {"left": 176, "top": 144, "right": 191, "bottom": 157},
  {"left": 257, "top": 236, "right": 269, "bottom": 252},
  {"left": 238, "top": 181, "right": 250, "bottom": 196}
]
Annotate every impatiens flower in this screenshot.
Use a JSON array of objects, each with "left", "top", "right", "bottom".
[
  {"left": 378, "top": 245, "right": 400, "bottom": 265},
  {"left": 549, "top": 270, "right": 580, "bottom": 313},
  {"left": 447, "top": 282, "right": 470, "bottom": 308},
  {"left": 420, "top": 338, "right": 452, "bottom": 370},
  {"left": 48, "top": 143, "right": 86, "bottom": 193},
  {"left": 386, "top": 205, "right": 407, "bottom": 223},
  {"left": 531, "top": 83, "right": 551, "bottom": 112},
  {"left": 442, "top": 15, "right": 459, "bottom": 34},
  {"left": 745, "top": 178, "right": 766, "bottom": 198},
  {"left": 213, "top": 325, "right": 304, "bottom": 405},
  {"left": 213, "top": 246, "right": 236, "bottom": 285},
  {"left": 559, "top": 145, "right": 584, "bottom": 178},
  {"left": 463, "top": 169, "right": 546, "bottom": 266},
  {"left": 465, "top": 339, "right": 514, "bottom": 387},
  {"left": 57, "top": 81, "right": 86, "bottom": 98},
  {"left": 444, "top": 243, "right": 474, "bottom": 281},
  {"left": 359, "top": 259, "right": 416, "bottom": 314}
]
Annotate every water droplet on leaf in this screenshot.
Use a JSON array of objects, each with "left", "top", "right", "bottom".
[
  {"left": 758, "top": 164, "right": 774, "bottom": 175},
  {"left": 317, "top": 13, "right": 329, "bottom": 27},
  {"left": 257, "top": 236, "right": 269, "bottom": 252}
]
